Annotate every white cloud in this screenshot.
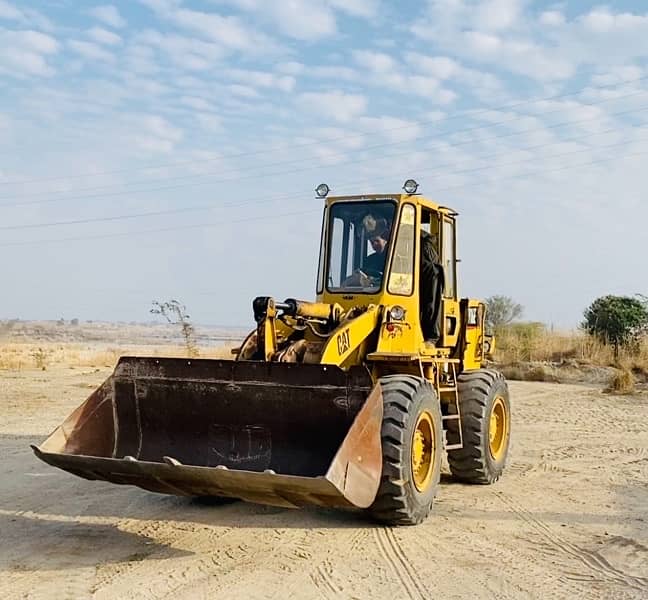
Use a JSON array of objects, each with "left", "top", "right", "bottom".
[
  {"left": 539, "top": 10, "right": 565, "bottom": 26},
  {"left": 144, "top": 115, "right": 183, "bottom": 141},
  {"left": 405, "top": 53, "right": 459, "bottom": 79},
  {"left": 410, "top": 2, "right": 575, "bottom": 81},
  {"left": 68, "top": 39, "right": 115, "bottom": 63},
  {"left": 357, "top": 116, "right": 421, "bottom": 143},
  {"left": 352, "top": 50, "right": 396, "bottom": 73},
  {"left": 195, "top": 113, "right": 223, "bottom": 133},
  {"left": 310, "top": 65, "right": 357, "bottom": 80},
  {"left": 464, "top": 30, "right": 501, "bottom": 54},
  {"left": 87, "top": 5, "right": 126, "bottom": 28},
  {"left": 139, "top": 5, "right": 281, "bottom": 56},
  {"left": 173, "top": 9, "right": 262, "bottom": 51},
  {"left": 227, "top": 84, "right": 259, "bottom": 98},
  {"left": 137, "top": 29, "right": 226, "bottom": 71},
  {"left": 0, "top": 1, "right": 22, "bottom": 20},
  {"left": 276, "top": 61, "right": 304, "bottom": 75},
  {"left": 222, "top": 0, "right": 336, "bottom": 40},
  {"left": 479, "top": 0, "right": 524, "bottom": 30},
  {"left": 581, "top": 7, "right": 648, "bottom": 33},
  {"left": 328, "top": 0, "right": 378, "bottom": 19},
  {"left": 225, "top": 68, "right": 296, "bottom": 92},
  {"left": 0, "top": 29, "right": 59, "bottom": 76},
  {"left": 130, "top": 114, "right": 184, "bottom": 154},
  {"left": 298, "top": 91, "right": 367, "bottom": 122},
  {"left": 346, "top": 50, "right": 458, "bottom": 104},
  {"left": 180, "top": 95, "right": 215, "bottom": 111},
  {"left": 589, "top": 65, "right": 644, "bottom": 87},
  {"left": 87, "top": 26, "right": 122, "bottom": 45}
]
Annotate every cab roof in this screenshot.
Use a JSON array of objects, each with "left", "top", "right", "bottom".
[{"left": 326, "top": 193, "right": 458, "bottom": 217}]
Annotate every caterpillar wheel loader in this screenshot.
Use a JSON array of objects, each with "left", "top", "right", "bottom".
[{"left": 33, "top": 180, "right": 510, "bottom": 525}]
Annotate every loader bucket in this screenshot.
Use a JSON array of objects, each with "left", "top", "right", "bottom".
[{"left": 32, "top": 357, "right": 384, "bottom": 509}]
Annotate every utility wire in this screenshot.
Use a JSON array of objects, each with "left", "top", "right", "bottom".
[
  {"left": 1, "top": 73, "right": 647, "bottom": 188},
  {"left": 3, "top": 96, "right": 648, "bottom": 209},
  {"left": 1, "top": 149, "right": 645, "bottom": 247},
  {"left": 4, "top": 86, "right": 646, "bottom": 201},
  {"left": 0, "top": 209, "right": 322, "bottom": 247},
  {"left": 2, "top": 124, "right": 647, "bottom": 231}
]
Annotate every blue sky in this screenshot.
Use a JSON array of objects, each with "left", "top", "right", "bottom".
[{"left": 1, "top": 0, "right": 647, "bottom": 328}]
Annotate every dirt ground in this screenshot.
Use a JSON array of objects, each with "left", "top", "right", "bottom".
[{"left": 1, "top": 367, "right": 647, "bottom": 599}]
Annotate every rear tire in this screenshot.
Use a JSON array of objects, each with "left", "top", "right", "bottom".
[
  {"left": 446, "top": 369, "right": 510, "bottom": 484},
  {"left": 368, "top": 375, "right": 442, "bottom": 526}
]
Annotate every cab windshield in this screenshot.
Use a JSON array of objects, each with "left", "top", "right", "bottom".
[{"left": 326, "top": 200, "right": 396, "bottom": 293}]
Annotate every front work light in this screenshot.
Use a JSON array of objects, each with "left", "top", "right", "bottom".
[
  {"left": 402, "top": 179, "right": 419, "bottom": 194},
  {"left": 389, "top": 305, "right": 406, "bottom": 321},
  {"left": 315, "top": 183, "right": 330, "bottom": 198}
]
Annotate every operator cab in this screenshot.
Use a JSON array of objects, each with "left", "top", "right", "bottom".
[{"left": 325, "top": 199, "right": 397, "bottom": 293}]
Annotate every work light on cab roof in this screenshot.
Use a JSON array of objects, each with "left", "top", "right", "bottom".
[{"left": 315, "top": 183, "right": 330, "bottom": 198}]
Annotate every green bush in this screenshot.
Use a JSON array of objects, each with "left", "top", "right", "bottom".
[{"left": 582, "top": 295, "right": 648, "bottom": 359}]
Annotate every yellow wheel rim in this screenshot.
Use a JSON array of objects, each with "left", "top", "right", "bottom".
[
  {"left": 489, "top": 396, "right": 508, "bottom": 461},
  {"left": 411, "top": 410, "right": 436, "bottom": 492}
]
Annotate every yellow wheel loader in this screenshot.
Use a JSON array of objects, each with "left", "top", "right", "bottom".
[{"left": 33, "top": 181, "right": 511, "bottom": 525}]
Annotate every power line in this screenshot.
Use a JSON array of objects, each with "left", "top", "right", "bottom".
[
  {"left": 433, "top": 148, "right": 648, "bottom": 194},
  {"left": 2, "top": 124, "right": 647, "bottom": 231},
  {"left": 0, "top": 208, "right": 321, "bottom": 247},
  {"left": 3, "top": 96, "right": 648, "bottom": 209},
  {"left": 4, "top": 86, "right": 646, "bottom": 202},
  {"left": 2, "top": 149, "right": 645, "bottom": 247},
  {"left": 1, "top": 73, "right": 647, "bottom": 188}
]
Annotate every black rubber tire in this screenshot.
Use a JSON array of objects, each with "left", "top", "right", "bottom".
[
  {"left": 446, "top": 369, "right": 510, "bottom": 484},
  {"left": 368, "top": 375, "right": 442, "bottom": 526}
]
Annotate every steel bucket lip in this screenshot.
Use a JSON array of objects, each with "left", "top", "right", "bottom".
[
  {"left": 113, "top": 356, "right": 373, "bottom": 389},
  {"left": 31, "top": 446, "right": 358, "bottom": 509},
  {"left": 32, "top": 358, "right": 382, "bottom": 510}
]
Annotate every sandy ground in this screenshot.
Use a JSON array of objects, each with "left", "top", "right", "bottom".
[{"left": 1, "top": 366, "right": 647, "bottom": 599}]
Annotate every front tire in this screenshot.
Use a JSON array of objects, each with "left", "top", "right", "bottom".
[
  {"left": 447, "top": 369, "right": 510, "bottom": 484},
  {"left": 368, "top": 375, "right": 442, "bottom": 525}
]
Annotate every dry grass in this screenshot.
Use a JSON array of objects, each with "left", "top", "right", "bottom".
[
  {"left": 606, "top": 366, "right": 636, "bottom": 394},
  {"left": 0, "top": 342, "right": 237, "bottom": 371},
  {"left": 495, "top": 326, "right": 648, "bottom": 373}
]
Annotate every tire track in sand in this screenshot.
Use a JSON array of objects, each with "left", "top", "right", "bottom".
[
  {"left": 306, "top": 528, "right": 372, "bottom": 600},
  {"left": 493, "top": 490, "right": 648, "bottom": 595},
  {"left": 373, "top": 527, "right": 429, "bottom": 600}
]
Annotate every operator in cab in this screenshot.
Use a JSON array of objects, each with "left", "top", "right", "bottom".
[{"left": 362, "top": 215, "right": 391, "bottom": 276}]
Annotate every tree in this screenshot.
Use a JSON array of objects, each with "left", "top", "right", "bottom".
[
  {"left": 484, "top": 295, "right": 524, "bottom": 331},
  {"left": 150, "top": 299, "right": 199, "bottom": 357},
  {"left": 582, "top": 295, "right": 648, "bottom": 358}
]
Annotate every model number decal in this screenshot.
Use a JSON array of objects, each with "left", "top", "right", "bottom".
[{"left": 337, "top": 329, "right": 350, "bottom": 355}]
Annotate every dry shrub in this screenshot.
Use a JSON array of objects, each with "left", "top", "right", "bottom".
[
  {"left": 498, "top": 363, "right": 558, "bottom": 383},
  {"left": 0, "top": 342, "right": 239, "bottom": 370},
  {"left": 526, "top": 365, "right": 554, "bottom": 382},
  {"left": 495, "top": 325, "right": 648, "bottom": 375},
  {"left": 606, "top": 367, "right": 636, "bottom": 394},
  {"left": 499, "top": 365, "right": 524, "bottom": 381}
]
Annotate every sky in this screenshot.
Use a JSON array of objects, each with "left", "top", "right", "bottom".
[{"left": 1, "top": 0, "right": 647, "bottom": 329}]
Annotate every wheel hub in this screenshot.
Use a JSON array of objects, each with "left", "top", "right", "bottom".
[
  {"left": 489, "top": 396, "right": 508, "bottom": 461},
  {"left": 411, "top": 411, "right": 435, "bottom": 492}
]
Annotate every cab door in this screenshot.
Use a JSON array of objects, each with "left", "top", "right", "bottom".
[{"left": 441, "top": 215, "right": 460, "bottom": 348}]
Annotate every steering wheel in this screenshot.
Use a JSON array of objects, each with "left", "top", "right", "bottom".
[
  {"left": 360, "top": 268, "right": 383, "bottom": 279},
  {"left": 341, "top": 268, "right": 382, "bottom": 287}
]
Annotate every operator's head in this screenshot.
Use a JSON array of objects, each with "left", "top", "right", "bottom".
[
  {"left": 364, "top": 216, "right": 390, "bottom": 254},
  {"left": 370, "top": 230, "right": 388, "bottom": 254}
]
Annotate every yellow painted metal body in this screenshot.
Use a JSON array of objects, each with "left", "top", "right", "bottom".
[
  {"left": 311, "top": 193, "right": 490, "bottom": 374},
  {"left": 245, "top": 192, "right": 492, "bottom": 380},
  {"left": 32, "top": 189, "right": 500, "bottom": 515},
  {"left": 236, "top": 191, "right": 494, "bottom": 461}
]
